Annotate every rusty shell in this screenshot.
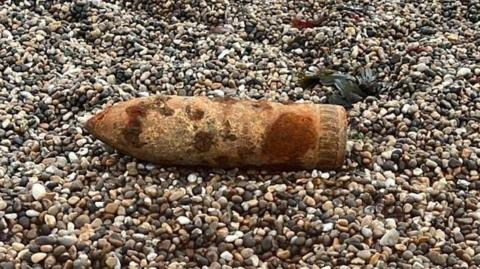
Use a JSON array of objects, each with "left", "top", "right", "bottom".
[{"left": 85, "top": 95, "right": 348, "bottom": 170}]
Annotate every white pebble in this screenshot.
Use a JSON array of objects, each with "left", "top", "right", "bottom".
[
  {"left": 412, "top": 168, "right": 423, "bottom": 176},
  {"left": 187, "top": 174, "right": 198, "bottom": 183},
  {"left": 212, "top": 89, "right": 225, "bottom": 97},
  {"left": 32, "top": 183, "right": 46, "bottom": 200},
  {"left": 320, "top": 172, "right": 330, "bottom": 179},
  {"left": 26, "top": 210, "right": 40, "bottom": 217},
  {"left": 323, "top": 223, "right": 334, "bottom": 232},
  {"left": 177, "top": 216, "right": 191, "bottom": 225},
  {"left": 220, "top": 251, "right": 233, "bottom": 261},
  {"left": 385, "top": 178, "right": 396, "bottom": 188},
  {"left": 31, "top": 253, "right": 47, "bottom": 263},
  {"left": 457, "top": 67, "right": 472, "bottom": 77},
  {"left": 379, "top": 229, "right": 399, "bottom": 246},
  {"left": 5, "top": 213, "right": 17, "bottom": 220}
]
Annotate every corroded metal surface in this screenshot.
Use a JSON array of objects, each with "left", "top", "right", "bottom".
[{"left": 85, "top": 95, "right": 347, "bottom": 170}]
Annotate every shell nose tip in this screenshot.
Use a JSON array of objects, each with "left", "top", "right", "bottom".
[{"left": 84, "top": 115, "right": 96, "bottom": 135}]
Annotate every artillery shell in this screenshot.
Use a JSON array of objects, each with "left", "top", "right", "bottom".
[{"left": 85, "top": 95, "right": 347, "bottom": 170}]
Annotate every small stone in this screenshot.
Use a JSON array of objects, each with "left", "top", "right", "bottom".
[
  {"left": 0, "top": 200, "right": 6, "bottom": 210},
  {"left": 74, "top": 214, "right": 90, "bottom": 228},
  {"left": 211, "top": 82, "right": 223, "bottom": 89},
  {"left": 36, "top": 236, "right": 57, "bottom": 245},
  {"left": 357, "top": 250, "right": 372, "bottom": 260},
  {"left": 448, "top": 159, "right": 462, "bottom": 168},
  {"left": 457, "top": 67, "right": 472, "bottom": 77},
  {"left": 212, "top": 89, "right": 225, "bottom": 97},
  {"left": 105, "top": 203, "right": 119, "bottom": 214},
  {"left": 187, "top": 173, "right": 198, "bottom": 183},
  {"left": 379, "top": 229, "right": 399, "bottom": 246},
  {"left": 145, "top": 186, "right": 158, "bottom": 197},
  {"left": 140, "top": 71, "right": 151, "bottom": 81},
  {"left": 264, "top": 192, "right": 273, "bottom": 201},
  {"left": 428, "top": 251, "right": 446, "bottom": 266},
  {"left": 220, "top": 251, "right": 233, "bottom": 261},
  {"left": 413, "top": 168, "right": 423, "bottom": 176},
  {"left": 362, "top": 227, "right": 373, "bottom": 238},
  {"left": 105, "top": 256, "right": 118, "bottom": 268},
  {"left": 241, "top": 248, "right": 254, "bottom": 259},
  {"left": 0, "top": 262, "right": 14, "bottom": 269},
  {"left": 420, "top": 26, "right": 436, "bottom": 35},
  {"left": 26, "top": 209, "right": 40, "bottom": 217},
  {"left": 68, "top": 152, "right": 79, "bottom": 163},
  {"left": 126, "top": 162, "right": 138, "bottom": 176},
  {"left": 426, "top": 159, "right": 438, "bottom": 168},
  {"left": 31, "top": 253, "right": 47, "bottom": 263},
  {"left": 12, "top": 242, "right": 25, "bottom": 251},
  {"left": 447, "top": 33, "right": 459, "bottom": 41},
  {"left": 70, "top": 180, "right": 84, "bottom": 192},
  {"left": 91, "top": 28, "right": 102, "bottom": 39},
  {"left": 402, "top": 250, "right": 414, "bottom": 260},
  {"left": 303, "top": 196, "right": 315, "bottom": 206},
  {"left": 276, "top": 249, "right": 290, "bottom": 260},
  {"left": 413, "top": 262, "right": 424, "bottom": 269},
  {"left": 291, "top": 236, "right": 306, "bottom": 246},
  {"left": 32, "top": 183, "right": 46, "bottom": 200},
  {"left": 323, "top": 223, "right": 334, "bottom": 232},
  {"left": 243, "top": 234, "right": 256, "bottom": 247},
  {"left": 58, "top": 236, "right": 77, "bottom": 247},
  {"left": 5, "top": 213, "right": 17, "bottom": 220},
  {"left": 169, "top": 189, "right": 186, "bottom": 202},
  {"left": 177, "top": 216, "right": 191, "bottom": 225}
]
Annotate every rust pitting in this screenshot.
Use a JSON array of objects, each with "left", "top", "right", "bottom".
[
  {"left": 262, "top": 112, "right": 317, "bottom": 164},
  {"left": 185, "top": 104, "right": 205, "bottom": 121},
  {"left": 152, "top": 96, "right": 174, "bottom": 116},
  {"left": 193, "top": 131, "right": 216, "bottom": 152},
  {"left": 123, "top": 103, "right": 148, "bottom": 148},
  {"left": 222, "top": 120, "right": 237, "bottom": 141}
]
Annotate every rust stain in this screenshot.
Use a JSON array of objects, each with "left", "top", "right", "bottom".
[
  {"left": 262, "top": 112, "right": 317, "bottom": 163},
  {"left": 222, "top": 120, "right": 237, "bottom": 141},
  {"left": 123, "top": 103, "right": 148, "bottom": 148},
  {"left": 193, "top": 131, "right": 216, "bottom": 152},
  {"left": 251, "top": 100, "right": 273, "bottom": 111},
  {"left": 152, "top": 96, "right": 174, "bottom": 116},
  {"left": 185, "top": 104, "right": 205, "bottom": 121}
]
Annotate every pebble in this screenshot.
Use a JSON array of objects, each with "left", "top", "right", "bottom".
[
  {"left": 357, "top": 250, "right": 372, "bottom": 260},
  {"left": 428, "top": 251, "right": 446, "bottom": 266},
  {"left": 220, "top": 251, "right": 233, "bottom": 261},
  {"left": 26, "top": 209, "right": 40, "bottom": 217},
  {"left": 379, "top": 229, "right": 399, "bottom": 246},
  {"left": 74, "top": 214, "right": 90, "bottom": 228},
  {"left": 276, "top": 249, "right": 291, "bottom": 259},
  {"left": 32, "top": 183, "right": 46, "bottom": 200},
  {"left": 0, "top": 200, "right": 7, "bottom": 211},
  {"left": 31, "top": 253, "right": 47, "bottom": 263},
  {"left": 169, "top": 189, "right": 186, "bottom": 202},
  {"left": 58, "top": 236, "right": 77, "bottom": 247},
  {"left": 105, "top": 256, "right": 119, "bottom": 268},
  {"left": 187, "top": 173, "right": 198, "bottom": 183},
  {"left": 177, "top": 216, "right": 191, "bottom": 225},
  {"left": 457, "top": 67, "right": 472, "bottom": 77}
]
